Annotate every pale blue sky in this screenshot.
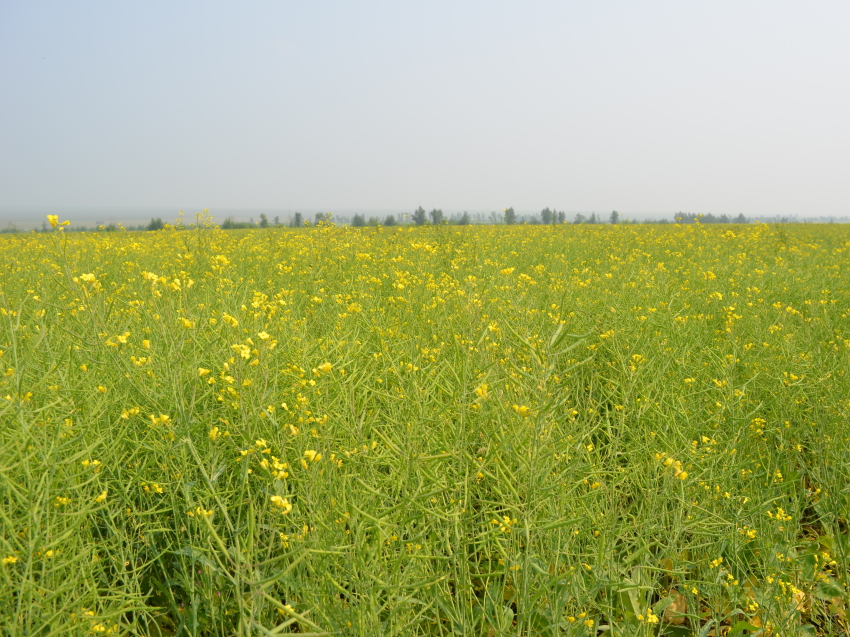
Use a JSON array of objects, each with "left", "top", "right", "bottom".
[{"left": 1, "top": 1, "right": 848, "bottom": 218}]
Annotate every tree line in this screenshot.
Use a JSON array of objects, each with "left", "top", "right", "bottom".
[{"left": 10, "top": 209, "right": 837, "bottom": 235}]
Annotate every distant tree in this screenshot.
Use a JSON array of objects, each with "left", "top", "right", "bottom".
[
  {"left": 675, "top": 213, "right": 701, "bottom": 224},
  {"left": 557, "top": 211, "right": 566, "bottom": 224},
  {"left": 573, "top": 213, "right": 586, "bottom": 224},
  {"left": 504, "top": 207, "right": 517, "bottom": 225},
  {"left": 315, "top": 212, "right": 331, "bottom": 225},
  {"left": 588, "top": 213, "right": 598, "bottom": 224},
  {"left": 383, "top": 215, "right": 397, "bottom": 226},
  {"left": 610, "top": 210, "right": 619, "bottom": 225},
  {"left": 259, "top": 213, "right": 269, "bottom": 228},
  {"left": 351, "top": 214, "right": 366, "bottom": 227},
  {"left": 274, "top": 215, "right": 280, "bottom": 226},
  {"left": 457, "top": 211, "right": 471, "bottom": 226},
  {"left": 429, "top": 208, "right": 444, "bottom": 225},
  {"left": 412, "top": 206, "right": 427, "bottom": 225},
  {"left": 489, "top": 211, "right": 504, "bottom": 224},
  {"left": 540, "top": 208, "right": 554, "bottom": 224},
  {"left": 734, "top": 213, "right": 747, "bottom": 224},
  {"left": 292, "top": 212, "right": 303, "bottom": 228},
  {"left": 222, "top": 217, "right": 255, "bottom": 229},
  {"left": 147, "top": 217, "right": 165, "bottom": 231},
  {"left": 367, "top": 217, "right": 380, "bottom": 227}
]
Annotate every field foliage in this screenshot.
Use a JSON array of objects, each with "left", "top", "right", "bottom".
[{"left": 1, "top": 220, "right": 849, "bottom": 636}]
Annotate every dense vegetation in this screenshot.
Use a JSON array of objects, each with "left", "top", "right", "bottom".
[{"left": 1, "top": 218, "right": 849, "bottom": 636}]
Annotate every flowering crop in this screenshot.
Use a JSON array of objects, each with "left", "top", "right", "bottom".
[{"left": 1, "top": 220, "right": 849, "bottom": 635}]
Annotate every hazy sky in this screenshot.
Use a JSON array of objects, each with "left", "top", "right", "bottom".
[{"left": 1, "top": 1, "right": 849, "bottom": 217}]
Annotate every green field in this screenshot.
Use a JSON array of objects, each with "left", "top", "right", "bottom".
[{"left": 1, "top": 220, "right": 849, "bottom": 636}]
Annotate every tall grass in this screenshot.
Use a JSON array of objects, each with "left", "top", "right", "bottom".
[{"left": 1, "top": 221, "right": 848, "bottom": 636}]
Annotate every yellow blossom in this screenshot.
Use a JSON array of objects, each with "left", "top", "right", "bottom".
[
  {"left": 270, "top": 495, "right": 293, "bottom": 514},
  {"left": 304, "top": 449, "right": 322, "bottom": 462}
]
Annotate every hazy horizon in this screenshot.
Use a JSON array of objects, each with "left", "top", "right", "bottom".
[
  {"left": 2, "top": 2, "right": 849, "bottom": 217},
  {"left": 1, "top": 205, "right": 843, "bottom": 232}
]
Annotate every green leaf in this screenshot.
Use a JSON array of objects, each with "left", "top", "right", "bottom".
[
  {"left": 814, "top": 578, "right": 843, "bottom": 600},
  {"left": 727, "top": 621, "right": 761, "bottom": 637}
]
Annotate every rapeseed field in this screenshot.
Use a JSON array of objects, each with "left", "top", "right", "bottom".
[{"left": 1, "top": 217, "right": 849, "bottom": 636}]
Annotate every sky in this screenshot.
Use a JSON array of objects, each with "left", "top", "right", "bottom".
[{"left": 1, "top": 1, "right": 849, "bottom": 221}]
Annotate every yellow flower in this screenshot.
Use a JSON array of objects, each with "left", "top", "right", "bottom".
[
  {"left": 149, "top": 414, "right": 171, "bottom": 426},
  {"left": 232, "top": 344, "right": 251, "bottom": 360},
  {"left": 47, "top": 215, "right": 59, "bottom": 228},
  {"left": 512, "top": 404, "right": 530, "bottom": 417},
  {"left": 95, "top": 490, "right": 107, "bottom": 503},
  {"left": 270, "top": 495, "right": 293, "bottom": 514},
  {"left": 258, "top": 331, "right": 270, "bottom": 340},
  {"left": 2, "top": 556, "right": 17, "bottom": 565},
  {"left": 209, "top": 426, "right": 228, "bottom": 441},
  {"left": 198, "top": 367, "right": 210, "bottom": 377},
  {"left": 97, "top": 385, "right": 107, "bottom": 393},
  {"left": 304, "top": 449, "right": 322, "bottom": 462},
  {"left": 317, "top": 362, "right": 333, "bottom": 374},
  {"left": 475, "top": 384, "right": 488, "bottom": 399}
]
